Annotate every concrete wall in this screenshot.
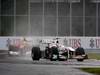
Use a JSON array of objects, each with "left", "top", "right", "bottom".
[{"left": 0, "top": 36, "right": 100, "bottom": 52}]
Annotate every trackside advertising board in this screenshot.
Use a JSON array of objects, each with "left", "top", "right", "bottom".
[{"left": 0, "top": 37, "right": 100, "bottom": 50}]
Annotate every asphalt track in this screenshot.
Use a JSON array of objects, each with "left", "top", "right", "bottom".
[
  {"left": 0, "top": 53, "right": 99, "bottom": 75},
  {"left": 0, "top": 54, "right": 100, "bottom": 68}
]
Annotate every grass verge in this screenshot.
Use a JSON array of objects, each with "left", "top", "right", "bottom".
[
  {"left": 80, "top": 68, "right": 100, "bottom": 75},
  {"left": 79, "top": 53, "right": 100, "bottom": 75},
  {"left": 87, "top": 53, "right": 100, "bottom": 60}
]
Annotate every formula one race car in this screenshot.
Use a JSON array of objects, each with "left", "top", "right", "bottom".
[
  {"left": 8, "top": 38, "right": 31, "bottom": 56},
  {"left": 31, "top": 39, "right": 75, "bottom": 61},
  {"left": 31, "top": 38, "right": 88, "bottom": 61}
]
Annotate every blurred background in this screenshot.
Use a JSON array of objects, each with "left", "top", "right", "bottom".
[{"left": 0, "top": 0, "right": 100, "bottom": 36}]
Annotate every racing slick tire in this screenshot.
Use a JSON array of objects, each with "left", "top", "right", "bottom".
[
  {"left": 31, "top": 47, "right": 41, "bottom": 61},
  {"left": 75, "top": 47, "right": 85, "bottom": 55}
]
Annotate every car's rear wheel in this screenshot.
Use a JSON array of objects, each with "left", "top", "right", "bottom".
[{"left": 31, "top": 47, "right": 41, "bottom": 61}]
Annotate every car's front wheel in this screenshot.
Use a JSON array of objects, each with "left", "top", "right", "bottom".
[{"left": 31, "top": 47, "right": 41, "bottom": 61}]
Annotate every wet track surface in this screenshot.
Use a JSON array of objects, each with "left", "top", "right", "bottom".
[
  {"left": 0, "top": 53, "right": 99, "bottom": 75},
  {"left": 0, "top": 54, "right": 100, "bottom": 68},
  {"left": 0, "top": 63, "right": 94, "bottom": 75}
]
